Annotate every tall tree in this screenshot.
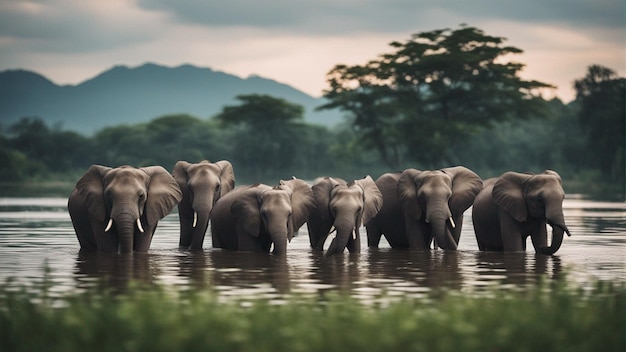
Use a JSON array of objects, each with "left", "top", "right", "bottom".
[
  {"left": 214, "top": 94, "right": 306, "bottom": 181},
  {"left": 574, "top": 65, "right": 625, "bottom": 189},
  {"left": 320, "top": 25, "right": 553, "bottom": 169}
]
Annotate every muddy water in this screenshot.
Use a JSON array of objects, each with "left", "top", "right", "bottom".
[{"left": 0, "top": 196, "right": 623, "bottom": 302}]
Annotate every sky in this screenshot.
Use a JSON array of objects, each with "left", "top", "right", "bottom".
[{"left": 0, "top": 0, "right": 624, "bottom": 102}]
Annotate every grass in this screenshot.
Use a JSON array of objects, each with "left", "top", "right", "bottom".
[{"left": 0, "top": 278, "right": 624, "bottom": 352}]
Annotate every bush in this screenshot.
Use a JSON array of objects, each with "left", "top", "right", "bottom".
[{"left": 0, "top": 279, "right": 624, "bottom": 352}]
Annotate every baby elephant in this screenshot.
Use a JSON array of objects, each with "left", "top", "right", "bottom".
[
  {"left": 210, "top": 178, "right": 314, "bottom": 255},
  {"left": 68, "top": 165, "right": 182, "bottom": 253},
  {"left": 472, "top": 170, "right": 572, "bottom": 255},
  {"left": 307, "top": 176, "right": 383, "bottom": 256}
]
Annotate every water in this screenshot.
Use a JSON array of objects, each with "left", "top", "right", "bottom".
[{"left": 0, "top": 196, "right": 624, "bottom": 303}]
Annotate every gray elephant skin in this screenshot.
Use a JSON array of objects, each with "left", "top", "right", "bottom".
[
  {"left": 307, "top": 176, "right": 383, "bottom": 256},
  {"left": 472, "top": 170, "right": 571, "bottom": 255},
  {"left": 68, "top": 165, "right": 182, "bottom": 253},
  {"left": 210, "top": 178, "right": 314, "bottom": 255},
  {"left": 366, "top": 166, "right": 483, "bottom": 250},
  {"left": 173, "top": 160, "right": 235, "bottom": 250}
]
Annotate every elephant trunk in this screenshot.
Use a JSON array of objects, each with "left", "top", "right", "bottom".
[
  {"left": 427, "top": 206, "right": 457, "bottom": 250},
  {"left": 325, "top": 220, "right": 353, "bottom": 256},
  {"left": 190, "top": 210, "right": 210, "bottom": 250},
  {"left": 271, "top": 234, "right": 288, "bottom": 255},
  {"left": 114, "top": 213, "right": 137, "bottom": 254},
  {"left": 541, "top": 212, "right": 571, "bottom": 255}
]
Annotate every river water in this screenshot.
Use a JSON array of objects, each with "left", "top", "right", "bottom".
[{"left": 0, "top": 196, "right": 624, "bottom": 303}]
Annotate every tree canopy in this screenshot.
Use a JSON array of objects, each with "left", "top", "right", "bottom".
[
  {"left": 319, "top": 25, "right": 554, "bottom": 169},
  {"left": 574, "top": 65, "right": 625, "bottom": 188},
  {"left": 214, "top": 94, "right": 320, "bottom": 181}
]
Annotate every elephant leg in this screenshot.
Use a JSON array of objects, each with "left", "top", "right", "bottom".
[
  {"left": 77, "top": 234, "right": 97, "bottom": 252},
  {"left": 500, "top": 216, "right": 525, "bottom": 251},
  {"left": 307, "top": 213, "right": 334, "bottom": 250},
  {"left": 178, "top": 213, "right": 193, "bottom": 248},
  {"left": 238, "top": 234, "right": 268, "bottom": 253},
  {"left": 134, "top": 223, "right": 157, "bottom": 252},
  {"left": 95, "top": 233, "right": 118, "bottom": 252},
  {"left": 365, "top": 222, "right": 382, "bottom": 248},
  {"left": 530, "top": 222, "right": 548, "bottom": 254},
  {"left": 405, "top": 219, "right": 430, "bottom": 249},
  {"left": 74, "top": 222, "right": 97, "bottom": 252}
]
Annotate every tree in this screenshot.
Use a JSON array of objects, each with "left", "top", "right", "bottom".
[
  {"left": 214, "top": 94, "right": 307, "bottom": 182},
  {"left": 320, "top": 25, "right": 553, "bottom": 169},
  {"left": 143, "top": 114, "right": 220, "bottom": 170},
  {"left": 6, "top": 117, "right": 90, "bottom": 174},
  {"left": 574, "top": 65, "right": 625, "bottom": 190}
]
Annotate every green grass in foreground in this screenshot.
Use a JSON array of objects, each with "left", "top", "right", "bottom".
[{"left": 0, "top": 281, "right": 624, "bottom": 352}]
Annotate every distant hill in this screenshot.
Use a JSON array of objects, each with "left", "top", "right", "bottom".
[{"left": 0, "top": 63, "right": 343, "bottom": 135}]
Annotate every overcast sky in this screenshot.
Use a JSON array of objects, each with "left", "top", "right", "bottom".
[{"left": 0, "top": 0, "right": 623, "bottom": 102}]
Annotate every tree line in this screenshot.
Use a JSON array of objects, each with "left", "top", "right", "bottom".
[{"left": 1, "top": 26, "right": 623, "bottom": 196}]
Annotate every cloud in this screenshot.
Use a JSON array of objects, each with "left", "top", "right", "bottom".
[
  {"left": 0, "top": 0, "right": 622, "bottom": 102},
  {"left": 137, "top": 0, "right": 624, "bottom": 35},
  {"left": 0, "top": 0, "right": 166, "bottom": 52}
]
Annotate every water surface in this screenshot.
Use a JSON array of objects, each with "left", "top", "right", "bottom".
[{"left": 0, "top": 196, "right": 623, "bottom": 303}]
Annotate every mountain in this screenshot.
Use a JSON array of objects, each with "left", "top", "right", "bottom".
[{"left": 0, "top": 63, "right": 343, "bottom": 134}]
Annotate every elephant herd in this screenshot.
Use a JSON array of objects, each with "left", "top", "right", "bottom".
[{"left": 68, "top": 161, "right": 571, "bottom": 256}]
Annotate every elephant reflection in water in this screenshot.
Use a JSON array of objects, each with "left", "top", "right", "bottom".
[
  {"left": 176, "top": 251, "right": 210, "bottom": 289},
  {"left": 365, "top": 249, "right": 463, "bottom": 292},
  {"left": 473, "top": 252, "right": 563, "bottom": 287},
  {"left": 207, "top": 251, "right": 291, "bottom": 294},
  {"left": 74, "top": 252, "right": 158, "bottom": 294},
  {"left": 309, "top": 252, "right": 364, "bottom": 292}
]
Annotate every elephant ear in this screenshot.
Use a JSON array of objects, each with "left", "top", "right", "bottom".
[
  {"left": 74, "top": 165, "right": 111, "bottom": 222},
  {"left": 312, "top": 177, "right": 342, "bottom": 223},
  {"left": 493, "top": 171, "right": 532, "bottom": 222},
  {"left": 232, "top": 186, "right": 264, "bottom": 237},
  {"left": 172, "top": 161, "right": 192, "bottom": 208},
  {"left": 398, "top": 168, "right": 423, "bottom": 220},
  {"left": 142, "top": 166, "right": 183, "bottom": 226},
  {"left": 354, "top": 175, "right": 383, "bottom": 226},
  {"left": 443, "top": 166, "right": 483, "bottom": 215},
  {"left": 215, "top": 160, "right": 235, "bottom": 197},
  {"left": 279, "top": 178, "right": 315, "bottom": 231}
]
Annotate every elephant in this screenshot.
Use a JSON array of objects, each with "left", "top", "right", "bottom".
[
  {"left": 172, "top": 160, "right": 235, "bottom": 250},
  {"left": 472, "top": 170, "right": 572, "bottom": 255},
  {"left": 307, "top": 176, "right": 383, "bottom": 256},
  {"left": 68, "top": 165, "right": 182, "bottom": 253},
  {"left": 366, "top": 166, "right": 483, "bottom": 250},
  {"left": 210, "top": 178, "right": 314, "bottom": 255}
]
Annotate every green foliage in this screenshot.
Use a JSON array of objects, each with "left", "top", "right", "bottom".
[
  {"left": 0, "top": 32, "right": 623, "bottom": 196},
  {"left": 0, "top": 280, "right": 624, "bottom": 352},
  {"left": 573, "top": 65, "right": 625, "bottom": 191},
  {"left": 320, "top": 25, "right": 553, "bottom": 169},
  {"left": 214, "top": 94, "right": 324, "bottom": 182}
]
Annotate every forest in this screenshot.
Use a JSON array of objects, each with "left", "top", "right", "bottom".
[{"left": 0, "top": 27, "right": 624, "bottom": 197}]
